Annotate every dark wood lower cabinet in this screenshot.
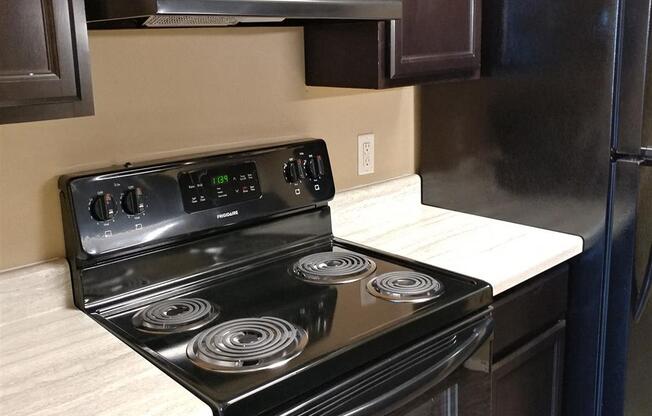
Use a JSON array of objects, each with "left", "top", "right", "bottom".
[
  {"left": 492, "top": 321, "right": 565, "bottom": 416},
  {"left": 0, "top": 0, "right": 93, "bottom": 124},
  {"left": 491, "top": 264, "right": 569, "bottom": 416}
]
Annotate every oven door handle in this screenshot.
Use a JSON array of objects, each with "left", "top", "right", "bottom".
[{"left": 340, "top": 317, "right": 493, "bottom": 416}]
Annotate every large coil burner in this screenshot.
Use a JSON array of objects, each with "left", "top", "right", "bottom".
[{"left": 187, "top": 317, "right": 309, "bottom": 373}]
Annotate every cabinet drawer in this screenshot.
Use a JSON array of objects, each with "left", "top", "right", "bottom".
[{"left": 492, "top": 264, "right": 569, "bottom": 360}]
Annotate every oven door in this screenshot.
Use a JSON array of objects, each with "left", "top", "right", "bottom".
[{"left": 275, "top": 311, "right": 493, "bottom": 416}]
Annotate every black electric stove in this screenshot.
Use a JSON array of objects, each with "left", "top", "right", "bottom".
[{"left": 59, "top": 140, "right": 493, "bottom": 416}]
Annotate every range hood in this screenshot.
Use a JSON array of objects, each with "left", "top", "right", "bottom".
[{"left": 85, "top": 0, "right": 403, "bottom": 28}]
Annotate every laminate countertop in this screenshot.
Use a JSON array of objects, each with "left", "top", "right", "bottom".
[
  {"left": 330, "top": 175, "right": 583, "bottom": 296},
  {"left": 0, "top": 260, "right": 213, "bottom": 416},
  {"left": 0, "top": 174, "right": 583, "bottom": 416}
]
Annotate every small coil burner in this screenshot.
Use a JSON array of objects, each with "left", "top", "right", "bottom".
[
  {"left": 187, "top": 317, "right": 308, "bottom": 373},
  {"left": 367, "top": 271, "right": 444, "bottom": 303},
  {"left": 132, "top": 298, "right": 219, "bottom": 334},
  {"left": 293, "top": 251, "right": 377, "bottom": 284}
]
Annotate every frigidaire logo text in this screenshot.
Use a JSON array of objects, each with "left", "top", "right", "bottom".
[{"left": 216, "top": 210, "right": 239, "bottom": 219}]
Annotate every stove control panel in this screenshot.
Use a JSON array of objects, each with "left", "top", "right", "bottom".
[
  {"left": 179, "top": 162, "right": 262, "bottom": 213},
  {"left": 59, "top": 139, "right": 334, "bottom": 258}
]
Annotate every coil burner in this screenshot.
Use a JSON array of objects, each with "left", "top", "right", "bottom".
[
  {"left": 293, "top": 251, "right": 377, "bottom": 284},
  {"left": 132, "top": 298, "right": 219, "bottom": 334},
  {"left": 187, "top": 317, "right": 309, "bottom": 373},
  {"left": 367, "top": 271, "right": 444, "bottom": 303}
]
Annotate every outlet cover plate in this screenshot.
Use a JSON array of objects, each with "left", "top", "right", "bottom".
[{"left": 358, "top": 133, "right": 375, "bottom": 175}]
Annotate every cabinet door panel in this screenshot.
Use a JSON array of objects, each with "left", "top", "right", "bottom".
[
  {"left": 390, "top": 0, "right": 481, "bottom": 79},
  {"left": 0, "top": 0, "right": 93, "bottom": 123},
  {"left": 492, "top": 321, "right": 565, "bottom": 416},
  {"left": 1, "top": 1, "right": 53, "bottom": 74},
  {"left": 492, "top": 264, "right": 568, "bottom": 360}
]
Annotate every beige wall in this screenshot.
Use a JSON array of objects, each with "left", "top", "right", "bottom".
[{"left": 0, "top": 27, "right": 415, "bottom": 271}]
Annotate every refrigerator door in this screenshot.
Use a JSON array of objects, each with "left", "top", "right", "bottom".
[
  {"left": 632, "top": 170, "right": 652, "bottom": 322},
  {"left": 607, "top": 9, "right": 652, "bottom": 412},
  {"left": 624, "top": 161, "right": 651, "bottom": 416},
  {"left": 623, "top": 22, "right": 652, "bottom": 414},
  {"left": 614, "top": 0, "right": 651, "bottom": 155},
  {"left": 603, "top": 158, "right": 652, "bottom": 415}
]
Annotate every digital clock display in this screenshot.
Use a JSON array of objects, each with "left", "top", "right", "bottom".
[
  {"left": 179, "top": 162, "right": 261, "bottom": 214},
  {"left": 212, "top": 175, "right": 229, "bottom": 185}
]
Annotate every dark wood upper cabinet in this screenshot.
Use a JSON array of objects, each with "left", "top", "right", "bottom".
[
  {"left": 0, "top": 0, "right": 93, "bottom": 124},
  {"left": 390, "top": 0, "right": 480, "bottom": 79},
  {"left": 304, "top": 0, "right": 482, "bottom": 89}
]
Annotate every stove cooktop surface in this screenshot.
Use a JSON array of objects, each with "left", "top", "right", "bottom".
[{"left": 94, "top": 239, "right": 491, "bottom": 416}]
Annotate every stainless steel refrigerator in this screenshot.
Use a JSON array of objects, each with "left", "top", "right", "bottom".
[{"left": 418, "top": 0, "right": 651, "bottom": 414}]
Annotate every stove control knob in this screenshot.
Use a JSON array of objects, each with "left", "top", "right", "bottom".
[
  {"left": 90, "top": 193, "right": 117, "bottom": 222},
  {"left": 295, "top": 158, "right": 307, "bottom": 179},
  {"left": 122, "top": 187, "right": 145, "bottom": 216},
  {"left": 284, "top": 160, "right": 299, "bottom": 183},
  {"left": 316, "top": 155, "right": 326, "bottom": 177},
  {"left": 306, "top": 156, "right": 325, "bottom": 179}
]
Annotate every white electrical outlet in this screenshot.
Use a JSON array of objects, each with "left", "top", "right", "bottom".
[{"left": 358, "top": 133, "right": 375, "bottom": 175}]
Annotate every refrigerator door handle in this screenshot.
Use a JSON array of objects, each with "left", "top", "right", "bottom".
[
  {"left": 641, "top": 146, "right": 652, "bottom": 161},
  {"left": 612, "top": 147, "right": 652, "bottom": 165},
  {"left": 631, "top": 155, "right": 651, "bottom": 322},
  {"left": 639, "top": 146, "right": 652, "bottom": 165},
  {"left": 633, "top": 243, "right": 652, "bottom": 323}
]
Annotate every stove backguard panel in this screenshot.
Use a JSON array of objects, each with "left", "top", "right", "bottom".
[{"left": 79, "top": 209, "right": 332, "bottom": 309}]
